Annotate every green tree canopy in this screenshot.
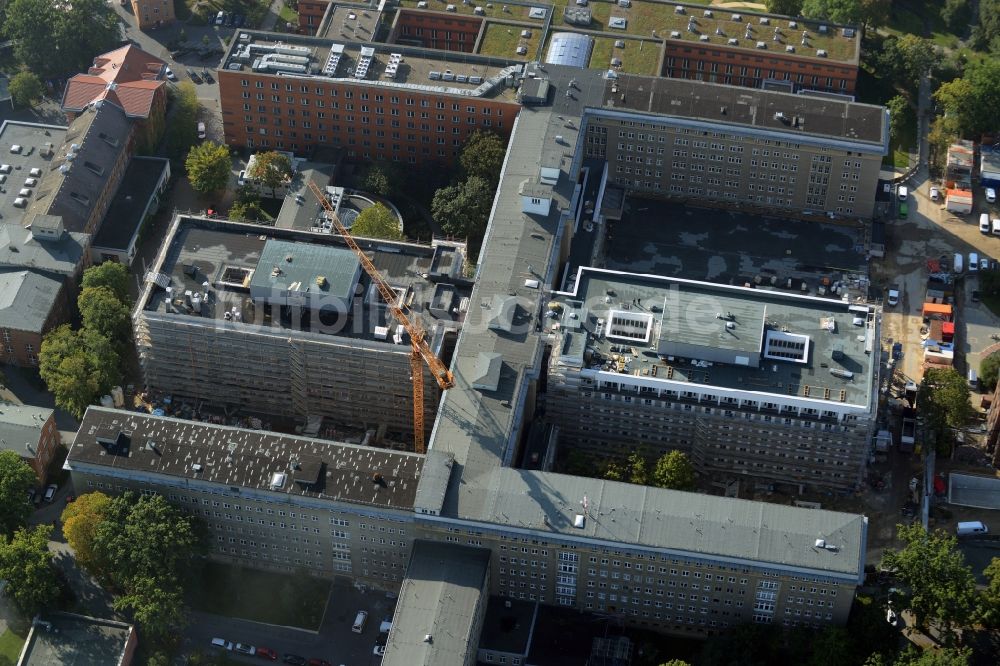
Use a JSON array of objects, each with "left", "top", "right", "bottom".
[
  {"left": 39, "top": 325, "right": 120, "bottom": 419},
  {"left": 8, "top": 70, "right": 43, "bottom": 108},
  {"left": 113, "top": 574, "right": 187, "bottom": 641},
  {"left": 431, "top": 176, "right": 494, "bottom": 251},
  {"left": 980, "top": 354, "right": 1000, "bottom": 394},
  {"left": 886, "top": 95, "right": 910, "bottom": 143},
  {"left": 82, "top": 262, "right": 130, "bottom": 303},
  {"left": 880, "top": 523, "right": 979, "bottom": 642},
  {"left": 248, "top": 151, "right": 293, "bottom": 192},
  {"left": 940, "top": 0, "right": 972, "bottom": 33},
  {"left": 361, "top": 162, "right": 401, "bottom": 198},
  {"left": 459, "top": 131, "right": 507, "bottom": 186},
  {"left": 166, "top": 82, "right": 200, "bottom": 160},
  {"left": 0, "top": 525, "right": 60, "bottom": 615},
  {"left": 351, "top": 202, "right": 403, "bottom": 240},
  {"left": 918, "top": 367, "right": 974, "bottom": 451},
  {"left": 764, "top": 0, "right": 803, "bottom": 15},
  {"left": 185, "top": 141, "right": 232, "bottom": 193},
  {"left": 3, "top": 0, "right": 121, "bottom": 77},
  {"left": 801, "top": 0, "right": 862, "bottom": 25},
  {"left": 627, "top": 451, "right": 649, "bottom": 485},
  {"left": 79, "top": 286, "right": 131, "bottom": 344},
  {"left": 653, "top": 450, "right": 696, "bottom": 490},
  {"left": 228, "top": 199, "right": 267, "bottom": 223},
  {"left": 0, "top": 450, "right": 36, "bottom": 535},
  {"left": 972, "top": 0, "right": 1000, "bottom": 52},
  {"left": 934, "top": 58, "right": 1000, "bottom": 138},
  {"left": 61, "top": 491, "right": 111, "bottom": 575},
  {"left": 983, "top": 556, "right": 1000, "bottom": 627}
]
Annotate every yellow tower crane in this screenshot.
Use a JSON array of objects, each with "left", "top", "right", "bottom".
[{"left": 307, "top": 180, "right": 454, "bottom": 453}]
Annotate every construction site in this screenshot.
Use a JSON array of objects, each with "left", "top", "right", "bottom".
[{"left": 134, "top": 212, "right": 469, "bottom": 449}]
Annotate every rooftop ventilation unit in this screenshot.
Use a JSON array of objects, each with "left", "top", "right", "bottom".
[
  {"left": 818, "top": 25, "right": 828, "bottom": 33},
  {"left": 674, "top": 5, "right": 684, "bottom": 13},
  {"left": 728, "top": 38, "right": 738, "bottom": 45},
  {"left": 703, "top": 9, "right": 712, "bottom": 17},
  {"left": 429, "top": 71, "right": 441, "bottom": 80},
  {"left": 843, "top": 28, "right": 855, "bottom": 38},
  {"left": 699, "top": 34, "right": 709, "bottom": 41},
  {"left": 573, "top": 514, "right": 586, "bottom": 528},
  {"left": 789, "top": 21, "right": 797, "bottom": 28},
  {"left": 786, "top": 45, "right": 795, "bottom": 52},
  {"left": 817, "top": 49, "right": 827, "bottom": 57},
  {"left": 732, "top": 13, "right": 741, "bottom": 21},
  {"left": 270, "top": 472, "right": 286, "bottom": 489},
  {"left": 192, "top": 463, "right": 203, "bottom": 472},
  {"left": 670, "top": 30, "right": 681, "bottom": 38},
  {"left": 756, "top": 41, "right": 766, "bottom": 49},
  {"left": 469, "top": 76, "right": 483, "bottom": 84}
]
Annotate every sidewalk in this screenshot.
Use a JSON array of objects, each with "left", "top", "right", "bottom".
[{"left": 260, "top": 0, "right": 285, "bottom": 31}]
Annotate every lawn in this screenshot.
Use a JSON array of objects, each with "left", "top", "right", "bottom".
[
  {"left": 397, "top": 0, "right": 547, "bottom": 22},
  {"left": 0, "top": 628, "right": 27, "bottom": 666},
  {"left": 478, "top": 22, "right": 542, "bottom": 60},
  {"left": 278, "top": 1, "right": 298, "bottom": 28},
  {"left": 588, "top": 37, "right": 661, "bottom": 76},
  {"left": 187, "top": 562, "right": 331, "bottom": 629},
  {"left": 885, "top": 0, "right": 963, "bottom": 49}
]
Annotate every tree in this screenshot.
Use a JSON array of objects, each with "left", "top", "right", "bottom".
[
  {"left": 983, "top": 557, "right": 1000, "bottom": 627},
  {"left": 82, "top": 262, "right": 130, "bottom": 303},
  {"left": 765, "top": 0, "right": 804, "bottom": 15},
  {"left": 927, "top": 115, "right": 960, "bottom": 173},
  {"left": 79, "top": 286, "right": 131, "bottom": 344},
  {"left": 0, "top": 450, "right": 36, "bottom": 535},
  {"left": 166, "top": 82, "right": 200, "bottom": 160},
  {"left": 247, "top": 150, "right": 293, "bottom": 192},
  {"left": 459, "top": 131, "right": 507, "bottom": 186},
  {"left": 39, "top": 325, "right": 120, "bottom": 419},
  {"left": 228, "top": 199, "right": 267, "bottom": 223},
  {"left": 361, "top": 163, "right": 400, "bottom": 198},
  {"left": 660, "top": 661, "right": 691, "bottom": 666},
  {"left": 653, "top": 450, "right": 696, "bottom": 490},
  {"left": 627, "top": 451, "right": 648, "bottom": 485},
  {"left": 880, "top": 523, "right": 979, "bottom": 642},
  {"left": 113, "top": 574, "right": 187, "bottom": 640},
  {"left": 940, "top": 0, "right": 972, "bottom": 33},
  {"left": 3, "top": 0, "right": 122, "bottom": 77},
  {"left": 185, "top": 141, "right": 231, "bottom": 193},
  {"left": 0, "top": 525, "right": 60, "bottom": 615},
  {"left": 351, "top": 203, "right": 402, "bottom": 240},
  {"left": 895, "top": 645, "right": 971, "bottom": 665},
  {"left": 857, "top": 0, "right": 890, "bottom": 31},
  {"left": 431, "top": 176, "right": 494, "bottom": 250},
  {"left": 61, "top": 491, "right": 111, "bottom": 575},
  {"left": 8, "top": 70, "right": 43, "bottom": 108},
  {"left": 602, "top": 460, "right": 625, "bottom": 482},
  {"left": 934, "top": 59, "right": 1000, "bottom": 138},
  {"left": 918, "top": 367, "right": 974, "bottom": 452},
  {"left": 892, "top": 35, "right": 938, "bottom": 88},
  {"left": 886, "top": 96, "right": 910, "bottom": 143},
  {"left": 92, "top": 493, "right": 206, "bottom": 590},
  {"left": 801, "top": 0, "right": 862, "bottom": 25},
  {"left": 972, "top": 0, "right": 1000, "bottom": 51},
  {"left": 980, "top": 354, "right": 1000, "bottom": 394}
]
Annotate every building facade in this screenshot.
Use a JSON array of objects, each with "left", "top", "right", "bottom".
[
  {"left": 217, "top": 32, "right": 521, "bottom": 164},
  {"left": 130, "top": 0, "right": 176, "bottom": 31},
  {"left": 0, "top": 403, "right": 59, "bottom": 485},
  {"left": 66, "top": 408, "right": 865, "bottom": 640}
]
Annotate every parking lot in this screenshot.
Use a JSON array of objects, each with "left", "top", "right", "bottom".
[
  {"left": 183, "top": 577, "right": 396, "bottom": 665},
  {"left": 605, "top": 199, "right": 867, "bottom": 288}
]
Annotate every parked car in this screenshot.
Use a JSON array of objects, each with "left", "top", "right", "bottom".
[
  {"left": 164, "top": 67, "right": 177, "bottom": 81},
  {"left": 202, "top": 70, "right": 215, "bottom": 84},
  {"left": 982, "top": 257, "right": 990, "bottom": 271},
  {"left": 235, "top": 643, "right": 255, "bottom": 655},
  {"left": 898, "top": 185, "right": 908, "bottom": 200},
  {"left": 929, "top": 186, "right": 940, "bottom": 201},
  {"left": 283, "top": 656, "right": 307, "bottom": 666},
  {"left": 256, "top": 647, "right": 278, "bottom": 660},
  {"left": 189, "top": 70, "right": 203, "bottom": 84},
  {"left": 211, "top": 638, "right": 233, "bottom": 651},
  {"left": 215, "top": 10, "right": 225, "bottom": 25},
  {"left": 197, "top": 122, "right": 206, "bottom": 140},
  {"left": 373, "top": 645, "right": 386, "bottom": 656},
  {"left": 987, "top": 187, "right": 997, "bottom": 203},
  {"left": 306, "top": 660, "right": 332, "bottom": 666},
  {"left": 44, "top": 484, "right": 58, "bottom": 502}
]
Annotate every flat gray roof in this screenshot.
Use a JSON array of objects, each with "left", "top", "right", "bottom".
[
  {"left": 0, "top": 222, "right": 88, "bottom": 277},
  {"left": 948, "top": 472, "right": 1000, "bottom": 510},
  {"left": 0, "top": 120, "right": 68, "bottom": 225},
  {"left": 248, "top": 238, "right": 360, "bottom": 301},
  {"left": 551, "top": 267, "right": 877, "bottom": 407},
  {"left": 20, "top": 613, "right": 134, "bottom": 666},
  {"left": 92, "top": 156, "right": 168, "bottom": 251},
  {"left": 0, "top": 401, "right": 53, "bottom": 457},
  {"left": 68, "top": 407, "right": 426, "bottom": 510},
  {"left": 0, "top": 268, "right": 62, "bottom": 333},
  {"left": 473, "top": 467, "right": 866, "bottom": 579},
  {"left": 140, "top": 216, "right": 470, "bottom": 345},
  {"left": 223, "top": 31, "right": 521, "bottom": 101},
  {"left": 274, "top": 162, "right": 336, "bottom": 232},
  {"left": 382, "top": 540, "right": 491, "bottom": 666},
  {"left": 478, "top": 597, "right": 537, "bottom": 656},
  {"left": 599, "top": 74, "right": 887, "bottom": 151}
]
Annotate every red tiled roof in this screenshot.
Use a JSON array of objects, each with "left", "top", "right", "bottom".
[{"left": 61, "top": 45, "right": 166, "bottom": 119}]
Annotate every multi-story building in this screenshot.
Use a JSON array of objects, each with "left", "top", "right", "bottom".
[
  {"left": 582, "top": 73, "right": 887, "bottom": 219},
  {"left": 134, "top": 215, "right": 469, "bottom": 442},
  {"left": 544, "top": 267, "right": 879, "bottom": 491},
  {"left": 67, "top": 406, "right": 866, "bottom": 641},
  {"left": 217, "top": 31, "right": 522, "bottom": 164},
  {"left": 0, "top": 402, "right": 60, "bottom": 485},
  {"left": 130, "top": 0, "right": 176, "bottom": 31}
]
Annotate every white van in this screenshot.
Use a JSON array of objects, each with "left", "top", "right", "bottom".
[
  {"left": 352, "top": 610, "right": 368, "bottom": 633},
  {"left": 953, "top": 252, "right": 963, "bottom": 273},
  {"left": 981, "top": 213, "right": 991, "bottom": 233},
  {"left": 993, "top": 218, "right": 1000, "bottom": 236},
  {"left": 956, "top": 521, "right": 988, "bottom": 537},
  {"left": 968, "top": 368, "right": 978, "bottom": 389},
  {"left": 211, "top": 638, "right": 233, "bottom": 650},
  {"left": 969, "top": 252, "right": 979, "bottom": 272}
]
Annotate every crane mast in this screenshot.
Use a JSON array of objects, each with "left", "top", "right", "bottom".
[{"left": 307, "top": 181, "right": 454, "bottom": 453}]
